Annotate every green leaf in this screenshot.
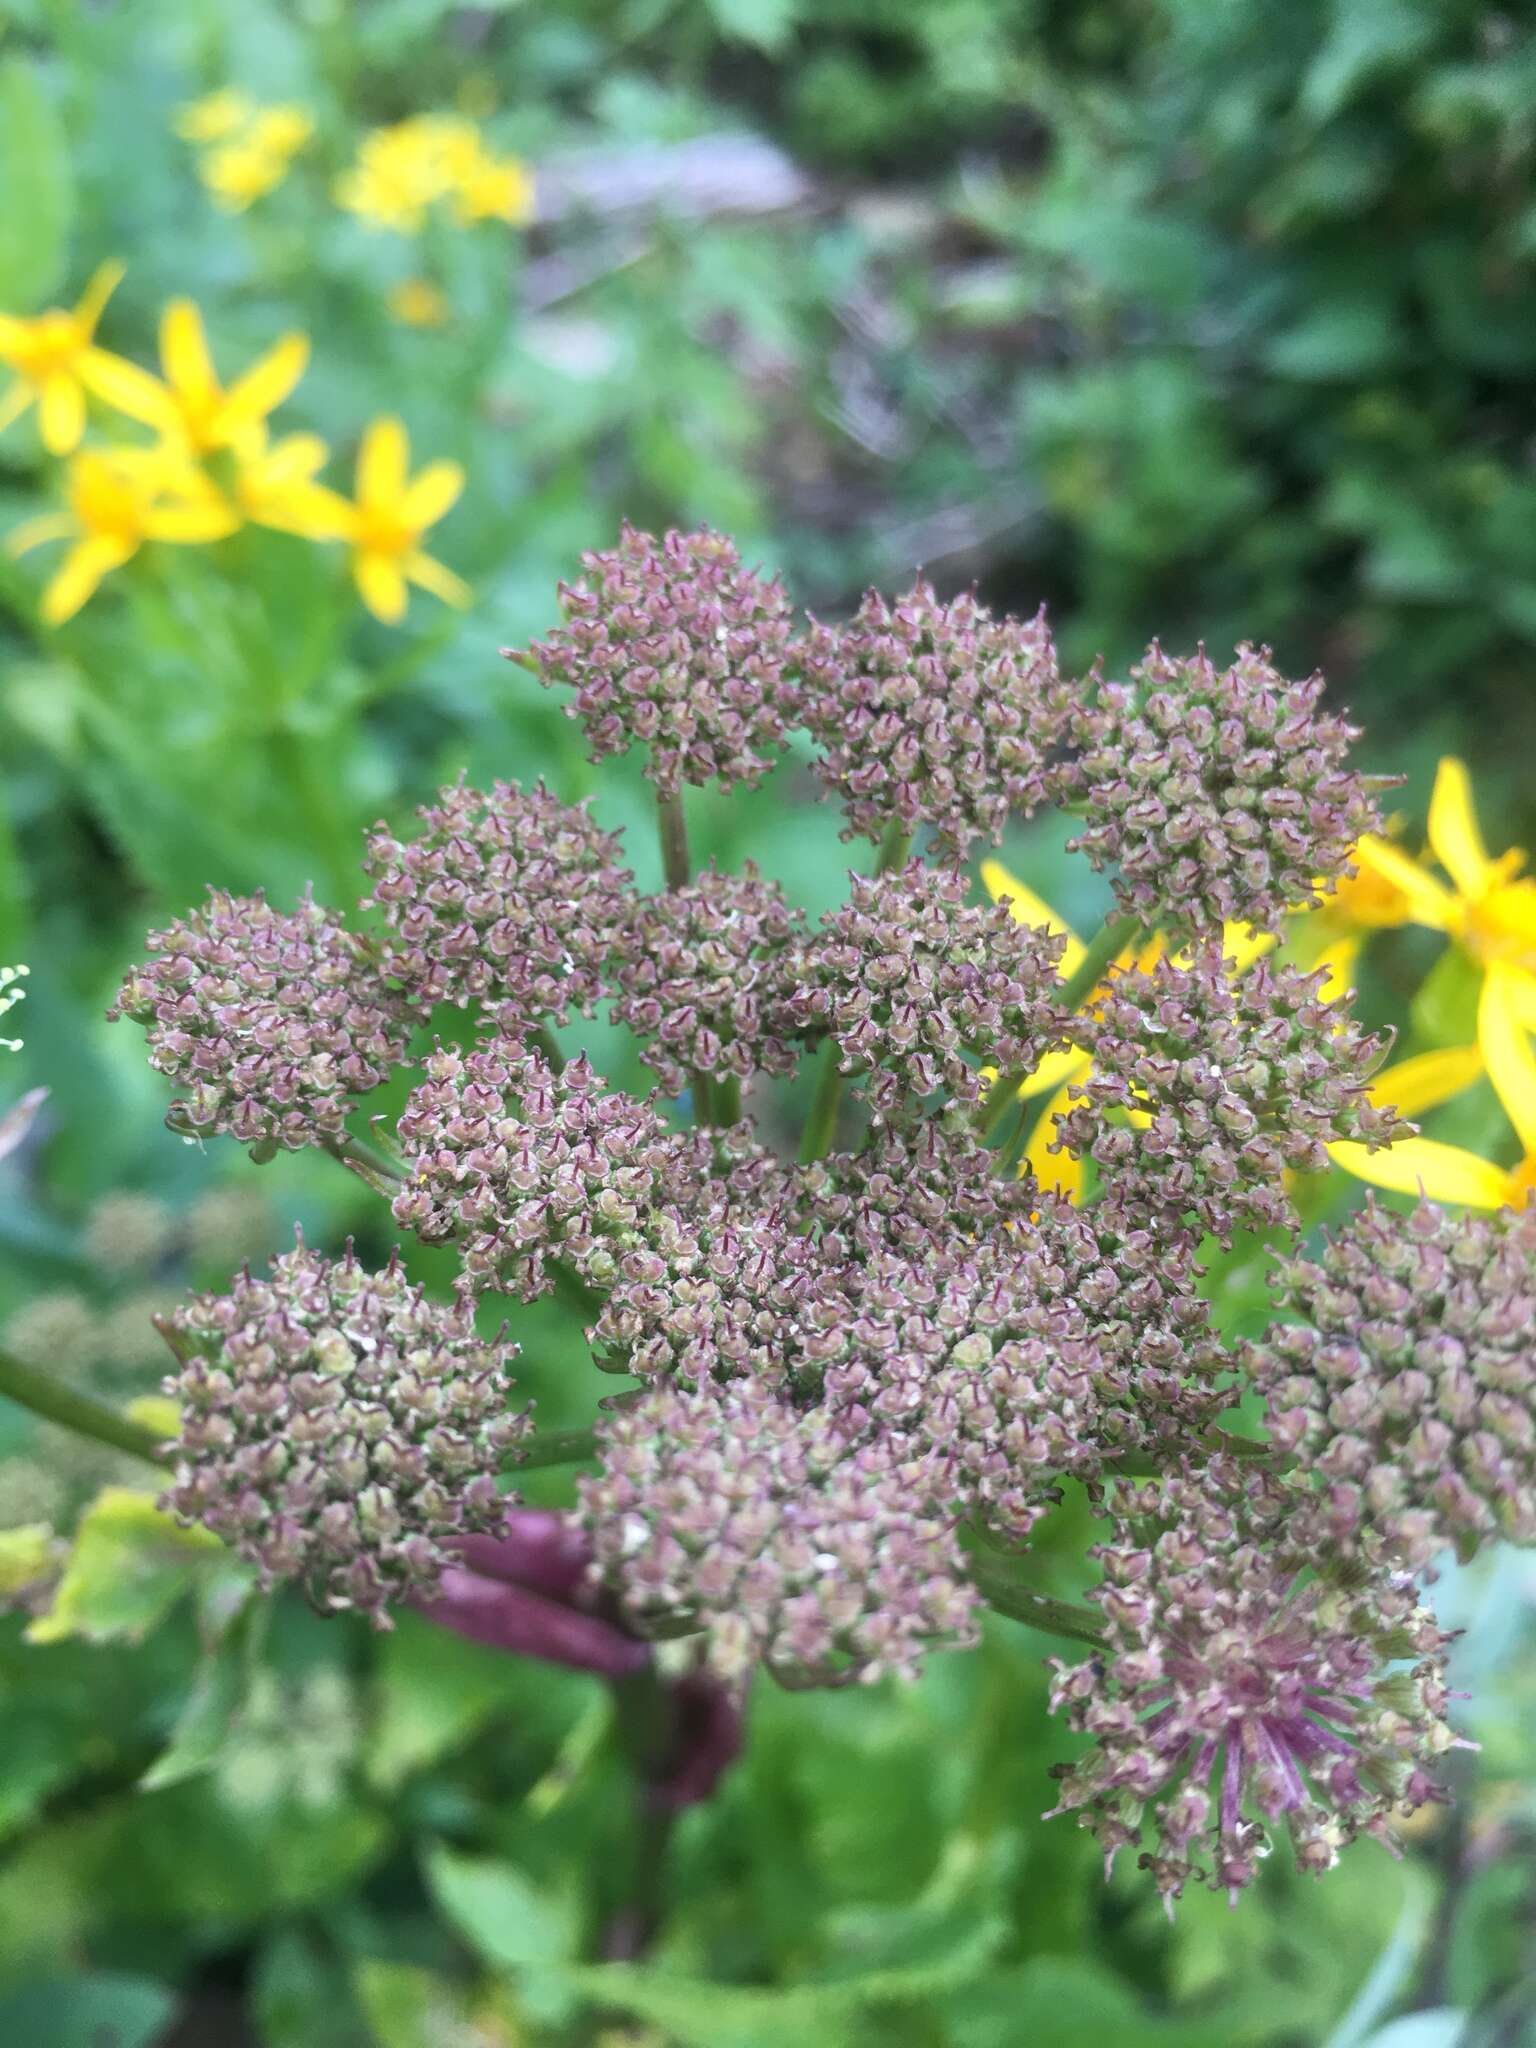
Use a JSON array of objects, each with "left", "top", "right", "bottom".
[
  {"left": 944, "top": 1956, "right": 1236, "bottom": 2047},
  {"left": 0, "top": 59, "right": 73, "bottom": 308},
  {"left": 1355, "top": 2016, "right": 1470, "bottom": 2048},
  {"left": 252, "top": 1929, "right": 373, "bottom": 2048},
  {"left": 139, "top": 1597, "right": 261, "bottom": 1792},
  {"left": 25, "top": 1486, "right": 235, "bottom": 1647},
  {"left": 353, "top": 1960, "right": 489, "bottom": 2048},
  {"left": 705, "top": 0, "right": 799, "bottom": 54},
  {"left": 422, "top": 1844, "right": 580, "bottom": 2023},
  {"left": 0, "top": 1974, "right": 174, "bottom": 2048}
]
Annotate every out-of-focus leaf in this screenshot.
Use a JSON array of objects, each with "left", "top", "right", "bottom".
[
  {"left": 252, "top": 1928, "right": 373, "bottom": 2048},
  {"left": 0, "top": 60, "right": 73, "bottom": 308},
  {"left": 423, "top": 1844, "right": 579, "bottom": 2023},
  {"left": 944, "top": 1956, "right": 1236, "bottom": 2047},
  {"left": 0, "top": 1973, "right": 174, "bottom": 2048},
  {"left": 353, "top": 1959, "right": 497, "bottom": 2048},
  {"left": 139, "top": 1595, "right": 260, "bottom": 1791},
  {"left": 25, "top": 1486, "right": 235, "bottom": 1647},
  {"left": 1355, "top": 2014, "right": 1470, "bottom": 2048}
]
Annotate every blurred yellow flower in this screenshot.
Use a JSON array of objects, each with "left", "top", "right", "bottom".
[
  {"left": 308, "top": 416, "right": 469, "bottom": 624},
  {"left": 95, "top": 300, "right": 308, "bottom": 456},
  {"left": 1354, "top": 758, "right": 1536, "bottom": 999},
  {"left": 174, "top": 89, "right": 253, "bottom": 143},
  {"left": 1330, "top": 962, "right": 1536, "bottom": 1210},
  {"left": 7, "top": 447, "right": 237, "bottom": 623},
  {"left": 0, "top": 263, "right": 166, "bottom": 456},
  {"left": 176, "top": 93, "right": 312, "bottom": 212},
  {"left": 335, "top": 114, "right": 533, "bottom": 234},
  {"left": 228, "top": 431, "right": 340, "bottom": 536},
  {"left": 387, "top": 278, "right": 452, "bottom": 329},
  {"left": 981, "top": 861, "right": 1271, "bottom": 1198}
]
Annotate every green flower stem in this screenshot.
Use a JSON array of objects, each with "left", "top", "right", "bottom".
[
  {"left": 969, "top": 1565, "right": 1106, "bottom": 1649},
  {"left": 656, "top": 789, "right": 692, "bottom": 893},
  {"left": 1113, "top": 1428, "right": 1280, "bottom": 1478},
  {"left": 533, "top": 1024, "right": 566, "bottom": 1073},
  {"left": 975, "top": 909, "right": 1142, "bottom": 1140},
  {"left": 712, "top": 1075, "right": 743, "bottom": 1126},
  {"left": 321, "top": 1131, "right": 406, "bottom": 1199},
  {"left": 0, "top": 1348, "right": 169, "bottom": 1469},
  {"left": 601, "top": 1663, "right": 682, "bottom": 1959},
  {"left": 520, "top": 1426, "right": 598, "bottom": 1471},
  {"left": 796, "top": 821, "right": 913, "bottom": 1164}
]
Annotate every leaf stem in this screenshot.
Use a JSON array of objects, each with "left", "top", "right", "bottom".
[
  {"left": 0, "top": 1347, "right": 169, "bottom": 1469},
  {"left": 519, "top": 1426, "right": 598, "bottom": 1471},
  {"left": 969, "top": 1565, "right": 1106, "bottom": 1649}
]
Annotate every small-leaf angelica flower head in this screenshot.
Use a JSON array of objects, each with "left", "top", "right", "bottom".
[
  {"left": 513, "top": 523, "right": 796, "bottom": 798},
  {"left": 1251, "top": 1195, "right": 1536, "bottom": 1567},
  {"left": 1059, "top": 947, "right": 1406, "bottom": 1243},
  {"left": 581, "top": 1376, "right": 978, "bottom": 1687},
  {"left": 786, "top": 862, "right": 1066, "bottom": 1120},
  {"left": 799, "top": 580, "right": 1073, "bottom": 857},
  {"left": 362, "top": 777, "right": 633, "bottom": 1027},
  {"left": 110, "top": 889, "right": 409, "bottom": 1151},
  {"left": 393, "top": 1041, "right": 705, "bottom": 1297},
  {"left": 611, "top": 862, "right": 805, "bottom": 1096},
  {"left": 1048, "top": 1461, "right": 1459, "bottom": 1908},
  {"left": 1065, "top": 644, "right": 1387, "bottom": 942},
  {"left": 161, "top": 1241, "right": 530, "bottom": 1624}
]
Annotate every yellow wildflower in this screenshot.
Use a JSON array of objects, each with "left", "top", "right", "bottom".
[
  {"left": 307, "top": 416, "right": 469, "bottom": 624},
  {"left": 981, "top": 861, "right": 1270, "bottom": 1198},
  {"left": 174, "top": 90, "right": 254, "bottom": 144},
  {"left": 451, "top": 149, "right": 535, "bottom": 226},
  {"left": 0, "top": 263, "right": 166, "bottom": 456},
  {"left": 7, "top": 446, "right": 237, "bottom": 623},
  {"left": 387, "top": 278, "right": 452, "bottom": 329},
  {"left": 1330, "top": 963, "right": 1536, "bottom": 1211},
  {"left": 177, "top": 94, "right": 312, "bottom": 212},
  {"left": 97, "top": 299, "right": 308, "bottom": 456},
  {"left": 1353, "top": 758, "right": 1536, "bottom": 997},
  {"left": 335, "top": 114, "right": 533, "bottom": 234},
  {"left": 227, "top": 431, "right": 340, "bottom": 537}
]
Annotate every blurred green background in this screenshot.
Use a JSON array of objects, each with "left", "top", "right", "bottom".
[{"left": 1, "top": 1, "right": 1535, "bottom": 2042}]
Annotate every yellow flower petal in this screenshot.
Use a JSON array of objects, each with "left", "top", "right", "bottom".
[
  {"left": 979, "top": 859, "right": 1086, "bottom": 977},
  {"left": 1427, "top": 756, "right": 1495, "bottom": 902},
  {"left": 1016, "top": 1043, "right": 1092, "bottom": 1102},
  {"left": 358, "top": 416, "right": 409, "bottom": 506},
  {"left": 355, "top": 549, "right": 409, "bottom": 623},
  {"left": 219, "top": 330, "right": 309, "bottom": 434},
  {"left": 1478, "top": 965, "right": 1536, "bottom": 1162},
  {"left": 42, "top": 533, "right": 137, "bottom": 624},
  {"left": 72, "top": 260, "right": 125, "bottom": 340},
  {"left": 142, "top": 498, "right": 241, "bottom": 544},
  {"left": 160, "top": 299, "right": 216, "bottom": 400},
  {"left": 38, "top": 374, "right": 85, "bottom": 454},
  {"left": 78, "top": 347, "right": 177, "bottom": 428},
  {"left": 400, "top": 457, "right": 464, "bottom": 532},
  {"left": 1367, "top": 1043, "right": 1482, "bottom": 1119},
  {"left": 1020, "top": 1081, "right": 1081, "bottom": 1200},
  {"left": 1352, "top": 834, "right": 1457, "bottom": 931},
  {"left": 1328, "top": 1136, "right": 1513, "bottom": 1211},
  {"left": 1220, "top": 923, "right": 1276, "bottom": 973},
  {"left": 405, "top": 548, "right": 471, "bottom": 608},
  {"left": 1311, "top": 933, "right": 1360, "bottom": 1003}
]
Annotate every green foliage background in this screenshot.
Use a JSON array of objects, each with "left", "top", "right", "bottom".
[{"left": 0, "top": 1, "right": 1534, "bottom": 2042}]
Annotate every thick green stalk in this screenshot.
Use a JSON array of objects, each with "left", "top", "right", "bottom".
[
  {"left": 533, "top": 1024, "right": 566, "bottom": 1073},
  {"left": 975, "top": 909, "right": 1141, "bottom": 1140},
  {"left": 967, "top": 1561, "right": 1106, "bottom": 1649},
  {"left": 655, "top": 789, "right": 692, "bottom": 893},
  {"left": 1113, "top": 1428, "right": 1278, "bottom": 1478},
  {"left": 321, "top": 1131, "right": 406, "bottom": 1199},
  {"left": 0, "top": 1348, "right": 169, "bottom": 1469},
  {"left": 520, "top": 1426, "right": 598, "bottom": 1471}
]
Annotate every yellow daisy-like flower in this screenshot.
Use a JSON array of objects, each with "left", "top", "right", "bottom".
[
  {"left": 227, "top": 431, "right": 340, "bottom": 537},
  {"left": 1330, "top": 962, "right": 1536, "bottom": 1211},
  {"left": 307, "top": 416, "right": 469, "bottom": 624},
  {"left": 94, "top": 300, "right": 309, "bottom": 457},
  {"left": 0, "top": 263, "right": 166, "bottom": 456},
  {"left": 1353, "top": 758, "right": 1536, "bottom": 998},
  {"left": 981, "top": 861, "right": 1271, "bottom": 1199},
  {"left": 451, "top": 150, "right": 535, "bottom": 226},
  {"left": 7, "top": 446, "right": 238, "bottom": 624},
  {"left": 177, "top": 94, "right": 312, "bottom": 213},
  {"left": 335, "top": 114, "right": 533, "bottom": 235}
]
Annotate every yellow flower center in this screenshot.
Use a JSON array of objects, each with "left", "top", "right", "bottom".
[
  {"left": 356, "top": 505, "right": 416, "bottom": 558},
  {"left": 1460, "top": 874, "right": 1536, "bottom": 976},
  {"left": 8, "top": 310, "right": 86, "bottom": 380},
  {"left": 70, "top": 459, "right": 152, "bottom": 544}
]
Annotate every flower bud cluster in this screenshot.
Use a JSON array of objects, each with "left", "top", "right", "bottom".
[
  {"left": 162, "top": 1242, "right": 529, "bottom": 1623},
  {"left": 611, "top": 863, "right": 805, "bottom": 1095},
  {"left": 1049, "top": 1461, "right": 1456, "bottom": 1907},
  {"left": 392, "top": 1041, "right": 705, "bottom": 1297},
  {"left": 787, "top": 862, "right": 1065, "bottom": 1119},
  {"left": 109, "top": 890, "right": 408, "bottom": 1150},
  {"left": 1251, "top": 1196, "right": 1536, "bottom": 1567},
  {"left": 1064, "top": 644, "right": 1385, "bottom": 940},
  {"left": 799, "top": 581, "right": 1073, "bottom": 855},
  {"left": 581, "top": 1376, "right": 979, "bottom": 1687},
  {"left": 362, "top": 778, "right": 632, "bottom": 1028},
  {"left": 514, "top": 523, "right": 796, "bottom": 797},
  {"left": 1059, "top": 948, "right": 1406, "bottom": 1241}
]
